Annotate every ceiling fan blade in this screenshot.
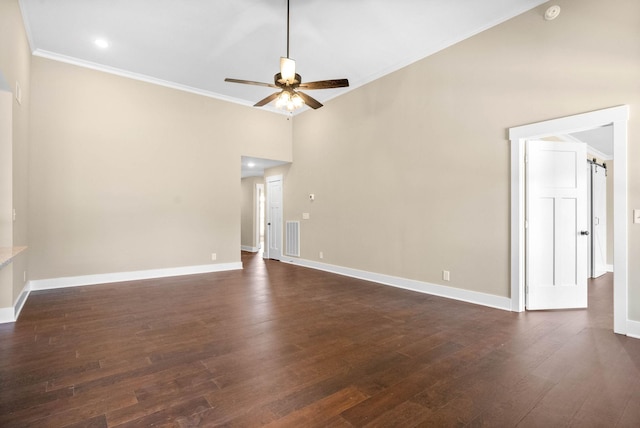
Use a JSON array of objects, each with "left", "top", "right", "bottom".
[
  {"left": 254, "top": 91, "right": 281, "bottom": 107},
  {"left": 297, "top": 91, "right": 323, "bottom": 109},
  {"left": 299, "top": 79, "right": 349, "bottom": 90},
  {"left": 225, "top": 78, "right": 279, "bottom": 89}
]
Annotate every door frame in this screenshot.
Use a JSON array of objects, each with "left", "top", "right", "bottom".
[
  {"left": 509, "top": 105, "right": 629, "bottom": 335},
  {"left": 255, "top": 183, "right": 264, "bottom": 252}
]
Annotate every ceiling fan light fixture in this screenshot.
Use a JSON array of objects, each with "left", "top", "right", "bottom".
[
  {"left": 224, "top": 0, "right": 348, "bottom": 111},
  {"left": 275, "top": 90, "right": 291, "bottom": 109},
  {"left": 275, "top": 89, "right": 305, "bottom": 112},
  {"left": 280, "top": 57, "right": 296, "bottom": 84},
  {"left": 291, "top": 93, "right": 304, "bottom": 108}
]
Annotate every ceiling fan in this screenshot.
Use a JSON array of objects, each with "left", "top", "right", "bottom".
[{"left": 224, "top": 0, "right": 349, "bottom": 111}]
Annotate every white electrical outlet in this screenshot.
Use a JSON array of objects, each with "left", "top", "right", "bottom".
[
  {"left": 634, "top": 209, "right": 640, "bottom": 224},
  {"left": 319, "top": 251, "right": 324, "bottom": 259},
  {"left": 23, "top": 271, "right": 27, "bottom": 282},
  {"left": 443, "top": 270, "right": 450, "bottom": 281},
  {"left": 302, "top": 212, "right": 310, "bottom": 220},
  {"left": 211, "top": 253, "right": 217, "bottom": 261}
]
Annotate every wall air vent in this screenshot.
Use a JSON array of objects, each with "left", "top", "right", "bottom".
[{"left": 285, "top": 221, "right": 300, "bottom": 257}]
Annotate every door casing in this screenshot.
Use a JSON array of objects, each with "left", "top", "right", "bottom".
[{"left": 509, "top": 105, "right": 628, "bottom": 335}]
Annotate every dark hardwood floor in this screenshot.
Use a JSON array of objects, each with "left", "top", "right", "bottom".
[{"left": 1, "top": 252, "right": 639, "bottom": 427}]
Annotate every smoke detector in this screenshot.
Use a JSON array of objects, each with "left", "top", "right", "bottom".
[{"left": 544, "top": 5, "right": 561, "bottom": 20}]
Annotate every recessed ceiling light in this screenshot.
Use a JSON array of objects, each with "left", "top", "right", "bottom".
[{"left": 94, "top": 38, "right": 109, "bottom": 49}]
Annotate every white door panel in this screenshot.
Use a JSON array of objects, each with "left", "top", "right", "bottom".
[
  {"left": 526, "top": 140, "right": 588, "bottom": 310},
  {"left": 266, "top": 175, "right": 283, "bottom": 260}
]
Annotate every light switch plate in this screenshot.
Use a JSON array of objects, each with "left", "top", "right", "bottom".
[
  {"left": 634, "top": 209, "right": 640, "bottom": 224},
  {"left": 302, "top": 212, "right": 310, "bottom": 220},
  {"left": 15, "top": 82, "right": 22, "bottom": 105}
]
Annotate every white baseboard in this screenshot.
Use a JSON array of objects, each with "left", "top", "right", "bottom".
[
  {"left": 0, "top": 307, "right": 14, "bottom": 323},
  {"left": 13, "top": 282, "right": 30, "bottom": 320},
  {"left": 281, "top": 257, "right": 511, "bottom": 311},
  {"left": 29, "top": 262, "right": 242, "bottom": 291},
  {"left": 241, "top": 246, "right": 260, "bottom": 253},
  {"left": 0, "top": 283, "right": 31, "bottom": 324},
  {"left": 627, "top": 320, "right": 640, "bottom": 340},
  {"left": 607, "top": 264, "right": 614, "bottom": 272}
]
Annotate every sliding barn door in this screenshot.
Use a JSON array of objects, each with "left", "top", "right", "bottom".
[{"left": 590, "top": 163, "right": 607, "bottom": 278}]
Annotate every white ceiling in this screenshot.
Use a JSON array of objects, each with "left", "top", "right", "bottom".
[
  {"left": 241, "top": 156, "right": 289, "bottom": 178},
  {"left": 19, "top": 0, "right": 548, "bottom": 114},
  {"left": 570, "top": 126, "right": 614, "bottom": 160}
]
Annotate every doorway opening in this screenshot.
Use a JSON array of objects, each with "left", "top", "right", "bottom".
[
  {"left": 240, "top": 156, "right": 288, "bottom": 257},
  {"left": 265, "top": 174, "right": 283, "bottom": 260},
  {"left": 587, "top": 157, "right": 609, "bottom": 279},
  {"left": 509, "top": 105, "right": 629, "bottom": 335},
  {"left": 257, "top": 183, "right": 265, "bottom": 254}
]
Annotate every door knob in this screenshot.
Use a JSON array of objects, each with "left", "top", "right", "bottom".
[{"left": 580, "top": 231, "right": 590, "bottom": 236}]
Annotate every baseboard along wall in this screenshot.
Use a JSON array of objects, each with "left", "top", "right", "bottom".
[
  {"left": 29, "top": 262, "right": 242, "bottom": 291},
  {"left": 281, "top": 257, "right": 512, "bottom": 311}
]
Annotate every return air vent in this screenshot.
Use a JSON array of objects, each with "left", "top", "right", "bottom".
[{"left": 285, "top": 221, "right": 300, "bottom": 257}]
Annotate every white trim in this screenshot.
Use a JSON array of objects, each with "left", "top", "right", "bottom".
[
  {"left": 241, "top": 245, "right": 260, "bottom": 253},
  {"left": 0, "top": 307, "right": 14, "bottom": 323},
  {"left": 628, "top": 320, "right": 640, "bottom": 340},
  {"left": 281, "top": 258, "right": 511, "bottom": 311},
  {"left": 30, "top": 50, "right": 291, "bottom": 116},
  {"left": 509, "top": 105, "right": 629, "bottom": 335},
  {"left": 0, "top": 281, "right": 31, "bottom": 324},
  {"left": 29, "top": 262, "right": 242, "bottom": 291},
  {"left": 607, "top": 264, "right": 614, "bottom": 273},
  {"left": 255, "top": 182, "right": 264, "bottom": 254},
  {"left": 13, "top": 282, "right": 30, "bottom": 320}
]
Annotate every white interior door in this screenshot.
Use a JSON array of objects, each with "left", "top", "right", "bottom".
[
  {"left": 591, "top": 163, "right": 607, "bottom": 277},
  {"left": 265, "top": 175, "right": 283, "bottom": 260},
  {"left": 526, "top": 140, "right": 588, "bottom": 310}
]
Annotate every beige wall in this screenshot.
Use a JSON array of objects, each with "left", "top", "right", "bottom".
[
  {"left": 0, "top": 0, "right": 31, "bottom": 308},
  {"left": 28, "top": 57, "right": 291, "bottom": 280},
  {"left": 0, "top": 90, "right": 11, "bottom": 247},
  {"left": 241, "top": 176, "right": 263, "bottom": 249},
  {"left": 286, "top": 0, "right": 640, "bottom": 319}
]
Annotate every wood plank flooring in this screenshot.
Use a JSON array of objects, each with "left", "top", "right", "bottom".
[{"left": 1, "top": 252, "right": 639, "bottom": 427}]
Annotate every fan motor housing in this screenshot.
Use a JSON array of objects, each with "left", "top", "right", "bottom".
[{"left": 275, "top": 72, "right": 302, "bottom": 87}]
